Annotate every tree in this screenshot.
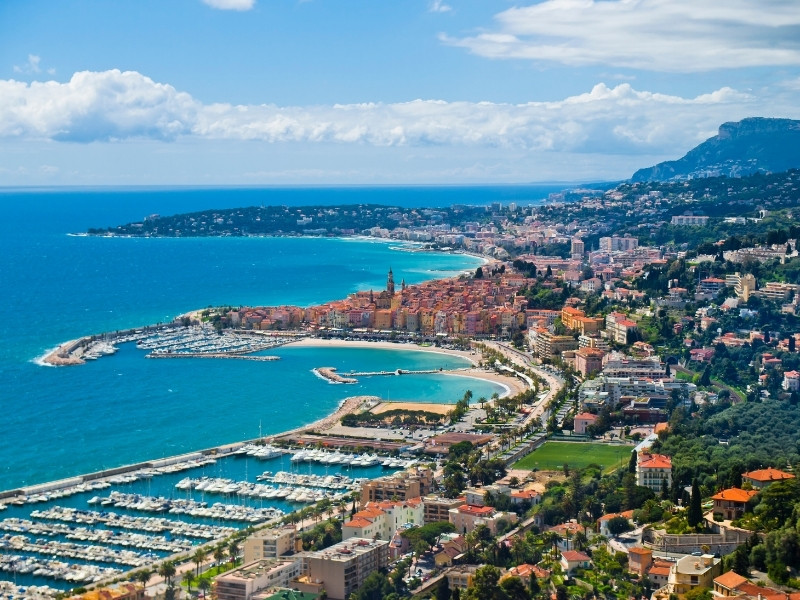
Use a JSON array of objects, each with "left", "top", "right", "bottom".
[
  {"left": 499, "top": 576, "right": 529, "bottom": 600},
  {"left": 228, "top": 540, "right": 240, "bottom": 566},
  {"left": 198, "top": 577, "right": 211, "bottom": 598},
  {"left": 158, "top": 561, "right": 176, "bottom": 587},
  {"left": 134, "top": 569, "right": 153, "bottom": 590},
  {"left": 183, "top": 570, "right": 195, "bottom": 594},
  {"left": 213, "top": 543, "right": 226, "bottom": 566},
  {"left": 436, "top": 574, "right": 452, "bottom": 600},
  {"left": 607, "top": 516, "right": 632, "bottom": 536},
  {"left": 684, "top": 587, "right": 712, "bottom": 600},
  {"left": 466, "top": 565, "right": 504, "bottom": 600},
  {"left": 193, "top": 548, "right": 208, "bottom": 577},
  {"left": 475, "top": 267, "right": 484, "bottom": 279},
  {"left": 353, "top": 571, "right": 393, "bottom": 600},
  {"left": 688, "top": 478, "right": 703, "bottom": 529}
]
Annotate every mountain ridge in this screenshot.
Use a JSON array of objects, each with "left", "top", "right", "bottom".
[{"left": 631, "top": 117, "right": 800, "bottom": 182}]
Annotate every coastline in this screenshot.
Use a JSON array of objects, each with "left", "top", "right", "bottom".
[
  {"left": 13, "top": 338, "right": 527, "bottom": 498},
  {"left": 285, "top": 337, "right": 526, "bottom": 398}
]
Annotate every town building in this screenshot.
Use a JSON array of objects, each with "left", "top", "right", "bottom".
[
  {"left": 666, "top": 554, "right": 722, "bottom": 596},
  {"left": 342, "top": 499, "right": 424, "bottom": 542},
  {"left": 574, "top": 347, "right": 605, "bottom": 376},
  {"left": 711, "top": 488, "right": 758, "bottom": 521},
  {"left": 243, "top": 527, "right": 298, "bottom": 564},
  {"left": 422, "top": 495, "right": 466, "bottom": 524},
  {"left": 447, "top": 565, "right": 483, "bottom": 590},
  {"left": 560, "top": 550, "right": 592, "bottom": 575},
  {"left": 636, "top": 452, "right": 672, "bottom": 493},
  {"left": 74, "top": 584, "right": 143, "bottom": 600},
  {"left": 573, "top": 412, "right": 598, "bottom": 435},
  {"left": 741, "top": 467, "right": 796, "bottom": 489},
  {"left": 627, "top": 547, "right": 653, "bottom": 577},
  {"left": 448, "top": 504, "right": 518, "bottom": 535},
  {"left": 671, "top": 214, "right": 709, "bottom": 226},
  {"left": 300, "top": 538, "right": 389, "bottom": 600},
  {"left": 360, "top": 467, "right": 434, "bottom": 503},
  {"left": 214, "top": 558, "right": 305, "bottom": 600}
]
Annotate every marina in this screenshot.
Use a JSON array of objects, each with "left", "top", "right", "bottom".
[{"left": 0, "top": 447, "right": 399, "bottom": 594}]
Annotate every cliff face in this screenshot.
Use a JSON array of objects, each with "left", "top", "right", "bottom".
[{"left": 631, "top": 117, "right": 800, "bottom": 182}]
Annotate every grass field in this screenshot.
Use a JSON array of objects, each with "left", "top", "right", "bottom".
[{"left": 514, "top": 441, "right": 631, "bottom": 472}]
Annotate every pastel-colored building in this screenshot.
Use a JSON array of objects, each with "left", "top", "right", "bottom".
[
  {"left": 636, "top": 452, "right": 672, "bottom": 493},
  {"left": 573, "top": 412, "right": 598, "bottom": 435},
  {"left": 710, "top": 488, "right": 758, "bottom": 521},
  {"left": 742, "top": 467, "right": 795, "bottom": 489}
]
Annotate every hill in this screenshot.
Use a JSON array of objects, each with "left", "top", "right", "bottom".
[{"left": 631, "top": 117, "right": 800, "bottom": 182}]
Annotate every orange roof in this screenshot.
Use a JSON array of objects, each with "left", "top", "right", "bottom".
[
  {"left": 562, "top": 550, "right": 591, "bottom": 562},
  {"left": 458, "top": 504, "right": 495, "bottom": 516},
  {"left": 742, "top": 467, "right": 795, "bottom": 482},
  {"left": 653, "top": 422, "right": 669, "bottom": 434},
  {"left": 344, "top": 517, "right": 374, "bottom": 528},
  {"left": 628, "top": 547, "right": 652, "bottom": 555},
  {"left": 639, "top": 453, "right": 672, "bottom": 469},
  {"left": 711, "top": 488, "right": 758, "bottom": 503},
  {"left": 509, "top": 564, "right": 551, "bottom": 578},
  {"left": 648, "top": 565, "right": 670, "bottom": 576},
  {"left": 714, "top": 571, "right": 749, "bottom": 590},
  {"left": 574, "top": 412, "right": 598, "bottom": 421},
  {"left": 599, "top": 510, "right": 634, "bottom": 522}
]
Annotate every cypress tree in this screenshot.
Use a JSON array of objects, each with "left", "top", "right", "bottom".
[{"left": 688, "top": 478, "right": 703, "bottom": 528}]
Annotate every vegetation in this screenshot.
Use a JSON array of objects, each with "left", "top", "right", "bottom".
[{"left": 514, "top": 442, "right": 630, "bottom": 472}]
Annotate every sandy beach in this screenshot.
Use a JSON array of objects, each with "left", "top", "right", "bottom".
[{"left": 285, "top": 337, "right": 527, "bottom": 398}]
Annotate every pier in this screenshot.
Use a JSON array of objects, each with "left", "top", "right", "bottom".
[
  {"left": 146, "top": 353, "right": 279, "bottom": 361},
  {"left": 313, "top": 365, "right": 467, "bottom": 384}
]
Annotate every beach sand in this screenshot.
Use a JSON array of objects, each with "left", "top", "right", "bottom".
[{"left": 370, "top": 401, "right": 454, "bottom": 415}]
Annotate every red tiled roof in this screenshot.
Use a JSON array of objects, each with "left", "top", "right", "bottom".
[
  {"left": 562, "top": 550, "right": 591, "bottom": 562},
  {"left": 714, "top": 571, "right": 748, "bottom": 590},
  {"left": 639, "top": 453, "right": 672, "bottom": 469},
  {"left": 711, "top": 488, "right": 758, "bottom": 503},
  {"left": 742, "top": 467, "right": 795, "bottom": 482},
  {"left": 458, "top": 504, "right": 495, "bottom": 516}
]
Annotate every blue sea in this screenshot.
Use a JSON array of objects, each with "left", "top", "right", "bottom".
[{"left": 0, "top": 185, "right": 561, "bottom": 492}]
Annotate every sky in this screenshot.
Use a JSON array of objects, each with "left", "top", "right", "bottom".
[{"left": 1, "top": 0, "right": 799, "bottom": 186}]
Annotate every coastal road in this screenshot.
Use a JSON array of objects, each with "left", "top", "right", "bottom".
[{"left": 482, "top": 341, "right": 565, "bottom": 424}]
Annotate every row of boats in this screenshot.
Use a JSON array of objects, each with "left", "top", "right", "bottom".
[
  {"left": 136, "top": 326, "right": 292, "bottom": 356},
  {"left": 0, "top": 555, "right": 120, "bottom": 585},
  {"left": 290, "top": 448, "right": 416, "bottom": 469},
  {"left": 0, "top": 518, "right": 194, "bottom": 554},
  {"left": 174, "top": 476, "right": 353, "bottom": 504},
  {"left": 0, "top": 534, "right": 158, "bottom": 568},
  {"left": 29, "top": 507, "right": 235, "bottom": 539},
  {"left": 86, "top": 492, "right": 285, "bottom": 523},
  {"left": 6, "top": 456, "right": 218, "bottom": 508},
  {"left": 0, "top": 580, "right": 60, "bottom": 600}
]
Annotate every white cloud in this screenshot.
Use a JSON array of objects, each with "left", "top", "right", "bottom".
[
  {"left": 429, "top": 0, "right": 452, "bottom": 13},
  {"left": 440, "top": 0, "right": 800, "bottom": 72},
  {"left": 13, "top": 54, "right": 42, "bottom": 74},
  {"left": 1, "top": 70, "right": 797, "bottom": 160},
  {"left": 202, "top": 0, "right": 255, "bottom": 10}
]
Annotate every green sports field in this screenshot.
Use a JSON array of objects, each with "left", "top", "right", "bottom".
[{"left": 514, "top": 441, "right": 631, "bottom": 472}]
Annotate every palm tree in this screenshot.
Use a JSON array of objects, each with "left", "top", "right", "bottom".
[
  {"left": 228, "top": 540, "right": 240, "bottom": 566},
  {"left": 213, "top": 543, "right": 226, "bottom": 567},
  {"left": 198, "top": 577, "right": 211, "bottom": 599},
  {"left": 158, "top": 561, "right": 176, "bottom": 587},
  {"left": 134, "top": 569, "right": 153, "bottom": 590},
  {"left": 183, "top": 570, "right": 195, "bottom": 595},
  {"left": 193, "top": 548, "right": 208, "bottom": 577}
]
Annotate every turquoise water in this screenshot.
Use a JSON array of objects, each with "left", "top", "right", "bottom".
[{"left": 0, "top": 186, "right": 554, "bottom": 491}]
